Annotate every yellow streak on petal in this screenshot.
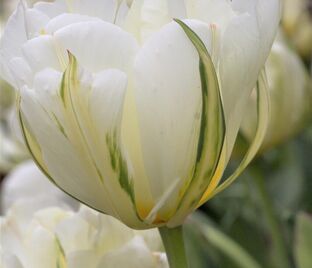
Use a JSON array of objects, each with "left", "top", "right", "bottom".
[
  {"left": 197, "top": 144, "right": 227, "bottom": 207},
  {"left": 152, "top": 213, "right": 169, "bottom": 225},
  {"left": 40, "top": 28, "right": 46, "bottom": 35},
  {"left": 137, "top": 202, "right": 154, "bottom": 220}
]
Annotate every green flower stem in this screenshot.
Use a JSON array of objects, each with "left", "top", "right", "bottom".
[
  {"left": 252, "top": 165, "right": 291, "bottom": 268},
  {"left": 159, "top": 226, "right": 188, "bottom": 268}
]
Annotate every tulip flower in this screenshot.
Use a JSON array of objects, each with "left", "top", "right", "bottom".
[
  {"left": 0, "top": 1, "right": 280, "bottom": 266},
  {"left": 241, "top": 35, "right": 312, "bottom": 152}
]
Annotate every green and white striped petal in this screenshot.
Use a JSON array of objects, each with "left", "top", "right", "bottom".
[
  {"left": 133, "top": 20, "right": 225, "bottom": 226},
  {"left": 167, "top": 20, "right": 225, "bottom": 227}
]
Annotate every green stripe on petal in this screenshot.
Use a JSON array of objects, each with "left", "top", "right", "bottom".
[
  {"left": 55, "top": 236, "right": 68, "bottom": 268},
  {"left": 106, "top": 129, "right": 135, "bottom": 203},
  {"left": 17, "top": 96, "right": 57, "bottom": 185},
  {"left": 61, "top": 52, "right": 106, "bottom": 185},
  {"left": 168, "top": 19, "right": 226, "bottom": 227},
  {"left": 62, "top": 52, "right": 135, "bottom": 205},
  {"left": 210, "top": 69, "right": 270, "bottom": 198}
]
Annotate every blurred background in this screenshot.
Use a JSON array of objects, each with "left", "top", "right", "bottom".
[{"left": 0, "top": 1, "right": 311, "bottom": 268}]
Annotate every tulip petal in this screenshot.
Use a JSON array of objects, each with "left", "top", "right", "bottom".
[
  {"left": 166, "top": 20, "right": 225, "bottom": 227},
  {"left": 204, "top": 70, "right": 270, "bottom": 201},
  {"left": 134, "top": 20, "right": 214, "bottom": 223},
  {"left": 220, "top": 0, "right": 281, "bottom": 161}
]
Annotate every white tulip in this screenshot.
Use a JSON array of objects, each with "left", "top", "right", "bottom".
[
  {"left": 0, "top": 0, "right": 281, "bottom": 228},
  {"left": 1, "top": 205, "right": 168, "bottom": 268},
  {"left": 241, "top": 34, "right": 312, "bottom": 152}
]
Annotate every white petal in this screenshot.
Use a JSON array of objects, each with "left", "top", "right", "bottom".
[
  {"left": 54, "top": 21, "right": 139, "bottom": 73},
  {"left": 219, "top": 0, "right": 280, "bottom": 160}
]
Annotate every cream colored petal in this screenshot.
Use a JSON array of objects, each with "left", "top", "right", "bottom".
[{"left": 133, "top": 20, "right": 213, "bottom": 222}]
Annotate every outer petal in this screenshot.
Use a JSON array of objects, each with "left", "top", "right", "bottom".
[
  {"left": 133, "top": 20, "right": 214, "bottom": 223},
  {"left": 218, "top": 13, "right": 261, "bottom": 160}
]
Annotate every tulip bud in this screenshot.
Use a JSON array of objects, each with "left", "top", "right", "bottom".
[
  {"left": 282, "top": 0, "right": 312, "bottom": 60},
  {"left": 241, "top": 35, "right": 312, "bottom": 152},
  {"left": 0, "top": 0, "right": 281, "bottom": 228}
]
